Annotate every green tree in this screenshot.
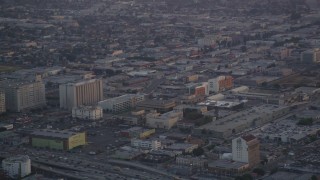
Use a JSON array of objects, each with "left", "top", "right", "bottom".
[
  {"left": 253, "top": 168, "right": 265, "bottom": 176},
  {"left": 192, "top": 147, "right": 204, "bottom": 156}
]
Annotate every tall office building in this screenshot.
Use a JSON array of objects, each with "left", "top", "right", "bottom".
[
  {"left": 59, "top": 79, "right": 103, "bottom": 110},
  {"left": 2, "top": 155, "right": 31, "bottom": 179},
  {"left": 0, "top": 90, "right": 5, "bottom": 114},
  {"left": 0, "top": 80, "right": 46, "bottom": 112},
  {"left": 232, "top": 134, "right": 260, "bottom": 168}
]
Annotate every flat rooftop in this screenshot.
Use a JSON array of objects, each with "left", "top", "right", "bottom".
[
  {"left": 208, "top": 159, "right": 248, "bottom": 169},
  {"left": 31, "top": 129, "right": 82, "bottom": 139}
]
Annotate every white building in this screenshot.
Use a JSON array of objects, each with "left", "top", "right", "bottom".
[
  {"left": 131, "top": 138, "right": 161, "bottom": 150},
  {"left": 208, "top": 76, "right": 233, "bottom": 93},
  {"left": 2, "top": 155, "right": 31, "bottom": 179},
  {"left": 146, "top": 110, "right": 183, "bottom": 129},
  {"left": 72, "top": 106, "right": 103, "bottom": 120},
  {"left": 59, "top": 79, "right": 103, "bottom": 110},
  {"left": 98, "top": 94, "right": 145, "bottom": 113},
  {"left": 232, "top": 134, "right": 260, "bottom": 167}
]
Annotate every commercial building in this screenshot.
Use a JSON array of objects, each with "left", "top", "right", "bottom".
[
  {"left": 59, "top": 79, "right": 103, "bottom": 110},
  {"left": 208, "top": 159, "right": 249, "bottom": 176},
  {"left": 0, "top": 90, "right": 5, "bottom": 114},
  {"left": 131, "top": 138, "right": 161, "bottom": 150},
  {"left": 232, "top": 134, "right": 260, "bottom": 168},
  {"left": 0, "top": 79, "right": 46, "bottom": 112},
  {"left": 30, "top": 129, "right": 86, "bottom": 150},
  {"left": 120, "top": 127, "right": 155, "bottom": 139},
  {"left": 2, "top": 155, "right": 31, "bottom": 179},
  {"left": 98, "top": 94, "right": 145, "bottom": 113},
  {"left": 72, "top": 106, "right": 103, "bottom": 120},
  {"left": 166, "top": 143, "right": 198, "bottom": 153},
  {"left": 146, "top": 110, "right": 183, "bottom": 129},
  {"left": 195, "top": 105, "right": 290, "bottom": 138},
  {"left": 208, "top": 76, "right": 233, "bottom": 93},
  {"left": 186, "top": 82, "right": 209, "bottom": 96},
  {"left": 300, "top": 48, "right": 320, "bottom": 63},
  {"left": 176, "top": 156, "right": 207, "bottom": 168},
  {"left": 137, "top": 99, "right": 176, "bottom": 113}
]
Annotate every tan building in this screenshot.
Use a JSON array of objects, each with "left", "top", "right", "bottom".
[
  {"left": 72, "top": 106, "right": 103, "bottom": 120},
  {"left": 0, "top": 80, "right": 46, "bottom": 112},
  {"left": 98, "top": 94, "right": 145, "bottom": 113},
  {"left": 232, "top": 134, "right": 260, "bottom": 168},
  {"left": 146, "top": 110, "right": 183, "bottom": 129},
  {"left": 137, "top": 99, "right": 176, "bottom": 113},
  {"left": 59, "top": 79, "right": 103, "bottom": 110},
  {"left": 0, "top": 90, "right": 5, "bottom": 114}
]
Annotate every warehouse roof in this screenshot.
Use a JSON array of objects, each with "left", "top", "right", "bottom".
[{"left": 31, "top": 129, "right": 81, "bottom": 139}]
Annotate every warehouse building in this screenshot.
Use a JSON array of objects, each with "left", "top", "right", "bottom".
[{"left": 30, "top": 129, "right": 86, "bottom": 150}]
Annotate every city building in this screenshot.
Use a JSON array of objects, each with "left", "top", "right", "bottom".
[
  {"left": 208, "top": 159, "right": 249, "bottom": 176},
  {"left": 2, "top": 155, "right": 31, "bottom": 179},
  {"left": 301, "top": 48, "right": 320, "bottom": 63},
  {"left": 166, "top": 143, "right": 198, "bottom": 153},
  {"left": 59, "top": 79, "right": 103, "bottom": 110},
  {"left": 195, "top": 105, "right": 290, "bottom": 138},
  {"left": 30, "top": 129, "right": 86, "bottom": 150},
  {"left": 131, "top": 138, "right": 161, "bottom": 150},
  {"left": 186, "top": 82, "right": 209, "bottom": 96},
  {"left": 146, "top": 110, "right": 183, "bottom": 129},
  {"left": 208, "top": 76, "right": 233, "bottom": 93},
  {"left": 176, "top": 156, "right": 208, "bottom": 168},
  {"left": 120, "top": 127, "right": 155, "bottom": 139},
  {"left": 98, "top": 94, "right": 145, "bottom": 113},
  {"left": 232, "top": 134, "right": 260, "bottom": 168},
  {"left": 72, "top": 106, "right": 103, "bottom": 120},
  {"left": 137, "top": 99, "right": 176, "bottom": 113},
  {"left": 0, "top": 90, "right": 5, "bottom": 114},
  {"left": 0, "top": 79, "right": 46, "bottom": 112}
]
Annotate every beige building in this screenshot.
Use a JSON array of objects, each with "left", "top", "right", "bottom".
[
  {"left": 232, "top": 134, "right": 260, "bottom": 168},
  {"left": 146, "top": 110, "right": 183, "bottom": 129},
  {"left": 59, "top": 79, "right": 103, "bottom": 110},
  {"left": 98, "top": 94, "right": 145, "bottom": 113},
  {"left": 72, "top": 106, "right": 103, "bottom": 120},
  {"left": 0, "top": 80, "right": 46, "bottom": 112},
  {"left": 0, "top": 91, "right": 5, "bottom": 114}
]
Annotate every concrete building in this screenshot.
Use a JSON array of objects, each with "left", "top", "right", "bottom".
[
  {"left": 208, "top": 159, "right": 249, "bottom": 176},
  {"left": 176, "top": 156, "right": 207, "bottom": 168},
  {"left": 59, "top": 79, "right": 103, "bottom": 110},
  {"left": 301, "top": 48, "right": 320, "bottom": 63},
  {"left": 30, "top": 129, "right": 86, "bottom": 150},
  {"left": 137, "top": 99, "right": 176, "bottom": 113},
  {"left": 195, "top": 105, "right": 290, "bottom": 138},
  {"left": 166, "top": 143, "right": 198, "bottom": 153},
  {"left": 120, "top": 127, "right": 155, "bottom": 139},
  {"left": 0, "top": 90, "right": 5, "bottom": 114},
  {"left": 232, "top": 134, "right": 260, "bottom": 168},
  {"left": 131, "top": 138, "right": 161, "bottom": 150},
  {"left": 146, "top": 110, "right": 183, "bottom": 129},
  {"left": 208, "top": 76, "right": 233, "bottom": 93},
  {"left": 98, "top": 94, "right": 144, "bottom": 113},
  {"left": 2, "top": 155, "right": 31, "bottom": 179},
  {"left": 72, "top": 106, "right": 103, "bottom": 120},
  {"left": 0, "top": 80, "right": 46, "bottom": 112}
]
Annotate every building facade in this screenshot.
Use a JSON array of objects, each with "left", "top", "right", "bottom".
[
  {"left": 232, "top": 134, "right": 260, "bottom": 168},
  {"left": 208, "top": 76, "right": 233, "bottom": 93},
  {"left": 98, "top": 94, "right": 144, "bottom": 113},
  {"left": 2, "top": 155, "right": 31, "bottom": 179},
  {"left": 59, "top": 79, "right": 103, "bottom": 110},
  {"left": 30, "top": 129, "right": 86, "bottom": 150},
  {"left": 0, "top": 80, "right": 46, "bottom": 112},
  {"left": 146, "top": 110, "right": 183, "bottom": 129},
  {"left": 72, "top": 106, "right": 103, "bottom": 120},
  {"left": 0, "top": 90, "right": 5, "bottom": 114},
  {"left": 131, "top": 138, "right": 161, "bottom": 150}
]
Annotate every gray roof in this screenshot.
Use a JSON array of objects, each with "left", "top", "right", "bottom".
[{"left": 31, "top": 129, "right": 81, "bottom": 139}]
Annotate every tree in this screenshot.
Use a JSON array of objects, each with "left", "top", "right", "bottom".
[
  {"left": 253, "top": 168, "right": 265, "bottom": 176},
  {"left": 192, "top": 147, "right": 204, "bottom": 156}
]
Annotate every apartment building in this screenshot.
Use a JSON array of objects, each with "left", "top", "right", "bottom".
[{"left": 98, "top": 94, "right": 145, "bottom": 113}]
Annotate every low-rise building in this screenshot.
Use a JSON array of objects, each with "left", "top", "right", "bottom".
[
  {"left": 137, "top": 99, "right": 176, "bottom": 113},
  {"left": 146, "top": 110, "right": 183, "bottom": 129},
  {"left": 120, "top": 127, "right": 155, "bottom": 139},
  {"left": 208, "top": 159, "right": 249, "bottom": 176},
  {"left": 166, "top": 143, "right": 198, "bottom": 153},
  {"left": 131, "top": 138, "right": 161, "bottom": 150},
  {"left": 0, "top": 90, "right": 5, "bottom": 114},
  {"left": 176, "top": 155, "right": 207, "bottom": 168},
  {"left": 2, "top": 155, "right": 31, "bottom": 179},
  {"left": 30, "top": 129, "right": 86, "bottom": 150},
  {"left": 98, "top": 94, "right": 145, "bottom": 113},
  {"left": 72, "top": 106, "right": 103, "bottom": 120}
]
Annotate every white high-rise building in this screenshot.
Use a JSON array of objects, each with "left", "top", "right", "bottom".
[
  {"left": 0, "top": 80, "right": 46, "bottom": 112},
  {"left": 232, "top": 134, "right": 260, "bottom": 167},
  {"left": 59, "top": 79, "right": 103, "bottom": 110},
  {"left": 2, "top": 155, "right": 31, "bottom": 179}
]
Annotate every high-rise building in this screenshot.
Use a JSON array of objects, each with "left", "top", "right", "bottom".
[
  {"left": 0, "top": 90, "right": 5, "bottom": 114},
  {"left": 301, "top": 48, "right": 320, "bottom": 63},
  {"left": 2, "top": 155, "right": 31, "bottom": 179},
  {"left": 59, "top": 79, "right": 103, "bottom": 110},
  {"left": 98, "top": 94, "right": 144, "bottom": 113},
  {"left": 232, "top": 134, "right": 260, "bottom": 168},
  {"left": 0, "top": 80, "right": 46, "bottom": 112},
  {"left": 208, "top": 76, "right": 233, "bottom": 93}
]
